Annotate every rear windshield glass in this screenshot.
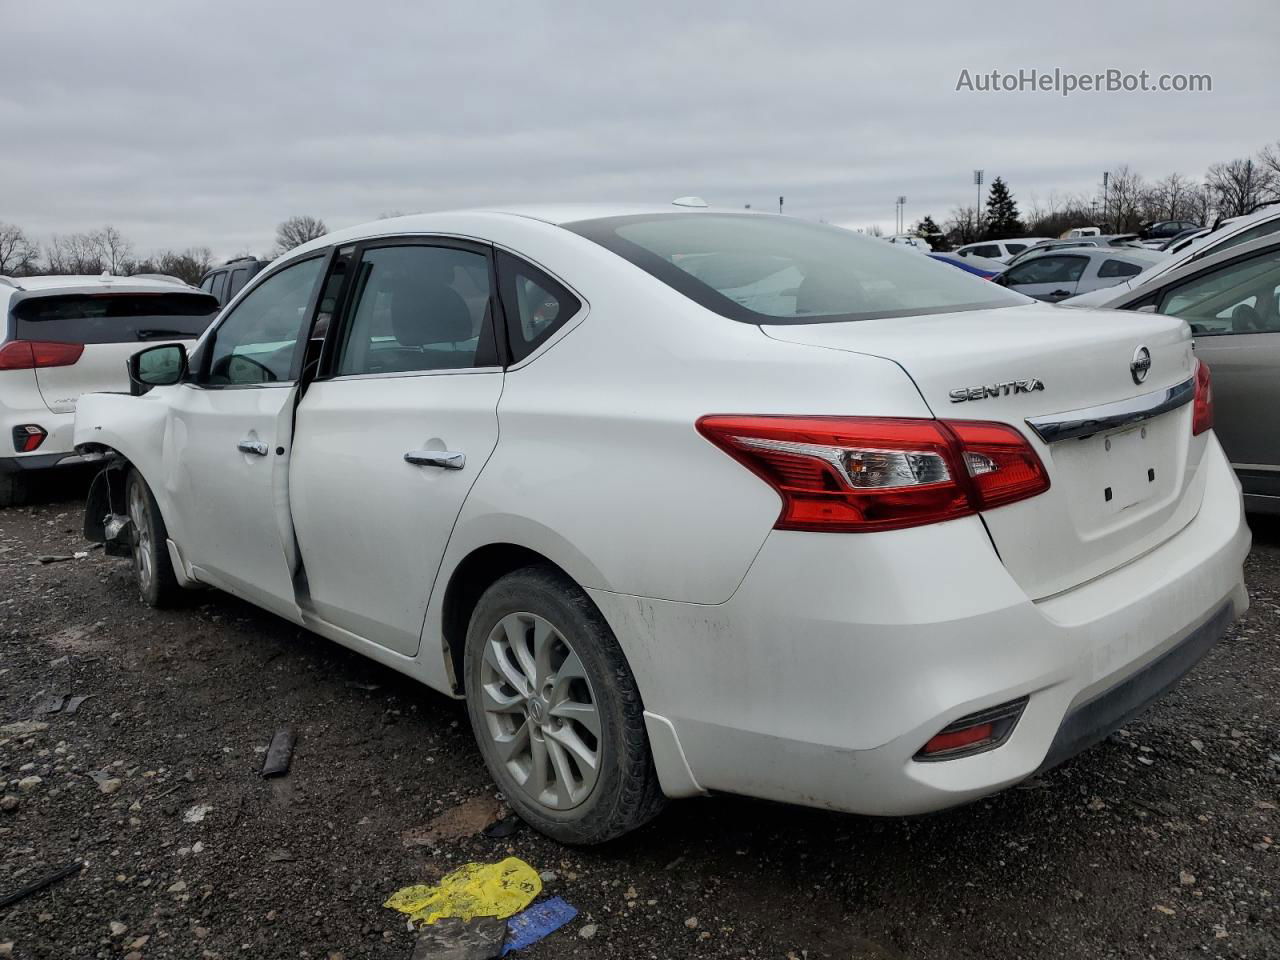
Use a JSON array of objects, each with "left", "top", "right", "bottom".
[
  {"left": 12, "top": 292, "right": 220, "bottom": 344},
  {"left": 565, "top": 214, "right": 1028, "bottom": 324}
]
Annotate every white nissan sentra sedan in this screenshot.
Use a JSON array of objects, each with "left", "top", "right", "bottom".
[{"left": 73, "top": 204, "right": 1249, "bottom": 844}]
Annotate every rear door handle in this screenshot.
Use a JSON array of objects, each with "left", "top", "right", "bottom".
[
  {"left": 404, "top": 449, "right": 466, "bottom": 470},
  {"left": 238, "top": 439, "right": 270, "bottom": 457}
]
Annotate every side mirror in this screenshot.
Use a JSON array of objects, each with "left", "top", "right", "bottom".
[
  {"left": 1134, "top": 304, "right": 1158, "bottom": 313},
  {"left": 128, "top": 343, "right": 188, "bottom": 396}
]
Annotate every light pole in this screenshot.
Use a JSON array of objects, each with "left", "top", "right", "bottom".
[
  {"left": 778, "top": 196, "right": 784, "bottom": 215},
  {"left": 896, "top": 195, "right": 907, "bottom": 234},
  {"left": 1101, "top": 171, "right": 1110, "bottom": 230},
  {"left": 973, "top": 170, "right": 984, "bottom": 239}
]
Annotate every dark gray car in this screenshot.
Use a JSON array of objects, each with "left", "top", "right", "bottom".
[{"left": 1098, "top": 234, "right": 1280, "bottom": 513}]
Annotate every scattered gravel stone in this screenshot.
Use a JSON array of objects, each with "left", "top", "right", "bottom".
[
  {"left": 579, "top": 924, "right": 598, "bottom": 940},
  {"left": 0, "top": 795, "right": 18, "bottom": 813},
  {"left": 17, "top": 776, "right": 42, "bottom": 792}
]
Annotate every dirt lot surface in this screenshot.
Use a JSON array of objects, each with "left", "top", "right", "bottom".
[{"left": 1, "top": 478, "right": 1277, "bottom": 959}]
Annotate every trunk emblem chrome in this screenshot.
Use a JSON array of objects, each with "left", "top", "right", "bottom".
[
  {"left": 1131, "top": 346, "right": 1151, "bottom": 385},
  {"left": 949, "top": 379, "right": 1044, "bottom": 403}
]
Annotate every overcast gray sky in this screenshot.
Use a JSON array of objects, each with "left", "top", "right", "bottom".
[{"left": 2, "top": 0, "right": 1275, "bottom": 259}]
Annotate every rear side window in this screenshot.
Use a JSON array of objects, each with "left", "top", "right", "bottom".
[
  {"left": 12, "top": 293, "right": 220, "bottom": 344},
  {"left": 1099, "top": 258, "right": 1143, "bottom": 279},
  {"left": 227, "top": 268, "right": 250, "bottom": 299},
  {"left": 1004, "top": 243, "right": 1028, "bottom": 254},
  {"left": 971, "top": 245, "right": 1002, "bottom": 258},
  {"left": 496, "top": 252, "right": 581, "bottom": 361},
  {"left": 1005, "top": 256, "right": 1088, "bottom": 285},
  {"left": 209, "top": 272, "right": 227, "bottom": 303},
  {"left": 566, "top": 214, "right": 1023, "bottom": 325}
]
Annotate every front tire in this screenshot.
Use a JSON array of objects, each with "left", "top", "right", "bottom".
[
  {"left": 463, "top": 564, "right": 665, "bottom": 844},
  {"left": 126, "top": 470, "right": 181, "bottom": 607}
]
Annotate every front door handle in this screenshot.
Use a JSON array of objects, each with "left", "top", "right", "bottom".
[
  {"left": 238, "top": 439, "right": 270, "bottom": 457},
  {"left": 405, "top": 449, "right": 466, "bottom": 470}
]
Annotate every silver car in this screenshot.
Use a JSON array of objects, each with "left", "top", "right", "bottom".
[
  {"left": 1098, "top": 234, "right": 1280, "bottom": 513},
  {"left": 992, "top": 247, "right": 1166, "bottom": 303}
]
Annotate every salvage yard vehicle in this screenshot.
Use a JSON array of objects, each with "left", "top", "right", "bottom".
[
  {"left": 74, "top": 205, "right": 1248, "bottom": 844},
  {"left": 992, "top": 246, "right": 1165, "bottom": 301},
  {"left": 0, "top": 274, "right": 218, "bottom": 506},
  {"left": 1095, "top": 233, "right": 1280, "bottom": 514}
]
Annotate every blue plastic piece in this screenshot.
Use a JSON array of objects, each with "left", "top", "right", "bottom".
[{"left": 502, "top": 896, "right": 579, "bottom": 954}]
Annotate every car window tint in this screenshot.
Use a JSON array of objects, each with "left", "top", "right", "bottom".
[
  {"left": 496, "top": 252, "right": 582, "bottom": 362},
  {"left": 1004, "top": 243, "right": 1027, "bottom": 254},
  {"left": 228, "top": 268, "right": 250, "bottom": 298},
  {"left": 566, "top": 214, "right": 1023, "bottom": 325},
  {"left": 1159, "top": 249, "right": 1280, "bottom": 336},
  {"left": 12, "top": 293, "right": 219, "bottom": 344},
  {"left": 203, "top": 257, "right": 324, "bottom": 385},
  {"left": 209, "top": 272, "right": 227, "bottom": 303},
  {"left": 972, "top": 245, "right": 1001, "bottom": 258},
  {"left": 1214, "top": 218, "right": 1280, "bottom": 255},
  {"left": 335, "top": 245, "right": 494, "bottom": 376},
  {"left": 199, "top": 275, "right": 215, "bottom": 293},
  {"left": 1099, "top": 258, "right": 1143, "bottom": 279},
  {"left": 1006, "top": 256, "right": 1086, "bottom": 285}
]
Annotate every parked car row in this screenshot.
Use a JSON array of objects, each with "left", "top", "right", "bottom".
[{"left": 1, "top": 203, "right": 1252, "bottom": 846}]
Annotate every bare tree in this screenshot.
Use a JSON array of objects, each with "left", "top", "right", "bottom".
[
  {"left": 46, "top": 232, "right": 105, "bottom": 275},
  {"left": 0, "top": 223, "right": 40, "bottom": 276},
  {"left": 1148, "top": 173, "right": 1195, "bottom": 221},
  {"left": 130, "top": 247, "right": 215, "bottom": 286},
  {"left": 275, "top": 216, "right": 328, "bottom": 253},
  {"left": 1206, "top": 158, "right": 1271, "bottom": 218},
  {"left": 92, "top": 225, "right": 134, "bottom": 275},
  {"left": 864, "top": 223, "right": 885, "bottom": 238},
  {"left": 1256, "top": 142, "right": 1280, "bottom": 201},
  {"left": 1184, "top": 184, "right": 1215, "bottom": 226},
  {"left": 944, "top": 205, "right": 981, "bottom": 246},
  {"left": 1105, "top": 165, "right": 1147, "bottom": 232}
]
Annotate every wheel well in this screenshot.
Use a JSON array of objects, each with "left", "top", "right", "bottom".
[{"left": 441, "top": 543, "right": 568, "bottom": 693}]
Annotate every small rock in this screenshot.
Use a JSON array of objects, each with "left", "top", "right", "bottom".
[
  {"left": 128, "top": 936, "right": 150, "bottom": 949},
  {"left": 624, "top": 885, "right": 637, "bottom": 899},
  {"left": 17, "top": 776, "right": 42, "bottom": 792},
  {"left": 1153, "top": 904, "right": 1176, "bottom": 915},
  {"left": 539, "top": 870, "right": 558, "bottom": 883},
  {"left": 1190, "top": 739, "right": 1205, "bottom": 753},
  {"left": 98, "top": 778, "right": 123, "bottom": 795},
  {"left": 1180, "top": 870, "right": 1196, "bottom": 886},
  {"left": 1137, "top": 756, "right": 1155, "bottom": 766},
  {"left": 1, "top": 720, "right": 49, "bottom": 736},
  {"left": 579, "top": 923, "right": 598, "bottom": 940},
  {"left": 125, "top": 953, "right": 143, "bottom": 960},
  {"left": 685, "top": 917, "right": 699, "bottom": 929},
  {"left": 110, "top": 921, "right": 127, "bottom": 936},
  {"left": 0, "top": 795, "right": 18, "bottom": 813},
  {"left": 1087, "top": 796, "right": 1106, "bottom": 811},
  {"left": 183, "top": 803, "right": 213, "bottom": 823},
  {"left": 0, "top": 944, "right": 13, "bottom": 958},
  {"left": 168, "top": 879, "right": 188, "bottom": 894}
]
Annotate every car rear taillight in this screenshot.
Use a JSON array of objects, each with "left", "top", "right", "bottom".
[
  {"left": 1192, "top": 358, "right": 1213, "bottom": 436},
  {"left": 12, "top": 424, "right": 47, "bottom": 453},
  {"left": 696, "top": 415, "right": 1050, "bottom": 533},
  {"left": 0, "top": 340, "right": 85, "bottom": 370}
]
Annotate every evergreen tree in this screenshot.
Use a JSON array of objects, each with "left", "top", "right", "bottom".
[
  {"left": 982, "top": 177, "right": 1023, "bottom": 239},
  {"left": 912, "top": 215, "right": 945, "bottom": 250}
]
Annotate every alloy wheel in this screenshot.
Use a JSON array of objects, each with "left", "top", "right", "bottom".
[
  {"left": 478, "top": 611, "right": 602, "bottom": 810},
  {"left": 127, "top": 481, "right": 153, "bottom": 595}
]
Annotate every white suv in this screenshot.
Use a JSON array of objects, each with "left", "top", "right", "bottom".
[
  {"left": 0, "top": 274, "right": 218, "bottom": 505},
  {"left": 953, "top": 238, "right": 1054, "bottom": 263},
  {"left": 74, "top": 207, "right": 1247, "bottom": 843}
]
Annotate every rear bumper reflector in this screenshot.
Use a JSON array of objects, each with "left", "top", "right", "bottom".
[{"left": 915, "top": 696, "right": 1029, "bottom": 761}]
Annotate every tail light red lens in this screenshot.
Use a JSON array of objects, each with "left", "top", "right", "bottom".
[
  {"left": 13, "top": 425, "right": 47, "bottom": 453},
  {"left": 1192, "top": 358, "right": 1213, "bottom": 436},
  {"left": 697, "top": 415, "right": 1050, "bottom": 533},
  {"left": 0, "top": 340, "right": 85, "bottom": 370}
]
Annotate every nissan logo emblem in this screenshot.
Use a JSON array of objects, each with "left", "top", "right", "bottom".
[{"left": 1130, "top": 345, "right": 1151, "bottom": 385}]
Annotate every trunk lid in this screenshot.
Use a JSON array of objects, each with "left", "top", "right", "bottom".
[
  {"left": 763, "top": 303, "right": 1203, "bottom": 599},
  {"left": 12, "top": 290, "right": 218, "bottom": 414}
]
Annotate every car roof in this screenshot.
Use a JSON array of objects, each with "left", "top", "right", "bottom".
[
  {"left": 1101, "top": 233, "right": 1280, "bottom": 309},
  {"left": 1, "top": 274, "right": 200, "bottom": 294},
  {"left": 1016, "top": 246, "right": 1165, "bottom": 265}
]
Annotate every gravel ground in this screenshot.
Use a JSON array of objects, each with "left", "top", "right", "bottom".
[{"left": 1, "top": 476, "right": 1277, "bottom": 959}]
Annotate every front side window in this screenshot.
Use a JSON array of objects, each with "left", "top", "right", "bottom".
[
  {"left": 1005, "top": 256, "right": 1088, "bottom": 285},
  {"left": 202, "top": 256, "right": 324, "bottom": 385},
  {"left": 1158, "top": 250, "right": 1280, "bottom": 336},
  {"left": 227, "top": 268, "right": 250, "bottom": 299},
  {"left": 566, "top": 214, "right": 1025, "bottom": 324},
  {"left": 1099, "top": 258, "right": 1143, "bottom": 279},
  {"left": 335, "top": 244, "right": 496, "bottom": 376}
]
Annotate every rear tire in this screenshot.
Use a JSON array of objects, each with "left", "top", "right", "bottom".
[
  {"left": 463, "top": 564, "right": 666, "bottom": 844},
  {"left": 126, "top": 470, "right": 181, "bottom": 607},
  {"left": 0, "top": 472, "right": 30, "bottom": 508}
]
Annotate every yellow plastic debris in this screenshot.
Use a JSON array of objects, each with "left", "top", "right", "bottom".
[{"left": 384, "top": 857, "right": 542, "bottom": 927}]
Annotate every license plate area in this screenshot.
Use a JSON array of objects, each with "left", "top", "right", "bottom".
[{"left": 1049, "top": 412, "right": 1184, "bottom": 532}]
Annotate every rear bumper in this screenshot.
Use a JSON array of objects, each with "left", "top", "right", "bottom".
[
  {"left": 0, "top": 408, "right": 77, "bottom": 473},
  {"left": 590, "top": 433, "right": 1250, "bottom": 813}
]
